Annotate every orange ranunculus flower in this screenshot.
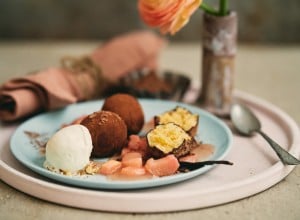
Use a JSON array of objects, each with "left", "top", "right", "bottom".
[{"left": 138, "top": 0, "right": 202, "bottom": 35}]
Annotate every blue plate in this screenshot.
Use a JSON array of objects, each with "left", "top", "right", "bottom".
[{"left": 10, "top": 99, "right": 232, "bottom": 190}]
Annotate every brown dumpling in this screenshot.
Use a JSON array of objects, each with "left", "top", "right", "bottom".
[
  {"left": 154, "top": 106, "right": 199, "bottom": 137},
  {"left": 146, "top": 123, "right": 197, "bottom": 159},
  {"left": 102, "top": 93, "right": 144, "bottom": 135},
  {"left": 81, "top": 110, "right": 127, "bottom": 158}
]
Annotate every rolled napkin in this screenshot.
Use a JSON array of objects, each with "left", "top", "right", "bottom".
[{"left": 0, "top": 30, "right": 165, "bottom": 121}]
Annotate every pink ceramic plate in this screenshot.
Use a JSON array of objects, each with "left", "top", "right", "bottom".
[{"left": 0, "top": 91, "right": 299, "bottom": 213}]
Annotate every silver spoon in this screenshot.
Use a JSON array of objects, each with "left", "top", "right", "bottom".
[{"left": 230, "top": 103, "right": 300, "bottom": 165}]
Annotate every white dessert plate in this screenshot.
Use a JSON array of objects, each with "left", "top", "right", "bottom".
[{"left": 9, "top": 99, "right": 232, "bottom": 190}]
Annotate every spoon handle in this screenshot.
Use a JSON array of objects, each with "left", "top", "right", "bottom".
[{"left": 257, "top": 130, "right": 300, "bottom": 165}]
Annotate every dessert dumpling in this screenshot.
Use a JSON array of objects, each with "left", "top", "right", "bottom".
[
  {"left": 81, "top": 110, "right": 127, "bottom": 157},
  {"left": 146, "top": 123, "right": 197, "bottom": 159},
  {"left": 102, "top": 93, "right": 144, "bottom": 135},
  {"left": 154, "top": 106, "right": 199, "bottom": 137}
]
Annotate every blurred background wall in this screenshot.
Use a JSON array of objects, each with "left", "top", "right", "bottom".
[{"left": 0, "top": 0, "right": 299, "bottom": 43}]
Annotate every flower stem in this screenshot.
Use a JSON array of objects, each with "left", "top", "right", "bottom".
[
  {"left": 200, "top": 0, "right": 229, "bottom": 16},
  {"left": 219, "top": 0, "right": 229, "bottom": 16},
  {"left": 200, "top": 2, "right": 220, "bottom": 16}
]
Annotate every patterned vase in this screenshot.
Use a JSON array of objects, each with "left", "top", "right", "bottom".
[{"left": 198, "top": 11, "right": 237, "bottom": 117}]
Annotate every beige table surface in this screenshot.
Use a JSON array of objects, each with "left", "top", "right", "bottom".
[{"left": 0, "top": 42, "right": 299, "bottom": 220}]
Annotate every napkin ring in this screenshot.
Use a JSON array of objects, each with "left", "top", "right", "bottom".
[{"left": 61, "top": 56, "right": 108, "bottom": 99}]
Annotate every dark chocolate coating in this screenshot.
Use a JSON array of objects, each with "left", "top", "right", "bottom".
[
  {"left": 81, "top": 110, "right": 127, "bottom": 157},
  {"left": 102, "top": 93, "right": 144, "bottom": 135}
]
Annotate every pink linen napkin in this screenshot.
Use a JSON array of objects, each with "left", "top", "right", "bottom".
[{"left": 0, "top": 30, "right": 165, "bottom": 121}]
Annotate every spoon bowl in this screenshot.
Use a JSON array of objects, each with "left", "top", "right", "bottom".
[
  {"left": 230, "top": 103, "right": 300, "bottom": 165},
  {"left": 231, "top": 104, "right": 261, "bottom": 136}
]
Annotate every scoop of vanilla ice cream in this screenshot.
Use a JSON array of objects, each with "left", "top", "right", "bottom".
[{"left": 44, "top": 124, "right": 93, "bottom": 174}]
